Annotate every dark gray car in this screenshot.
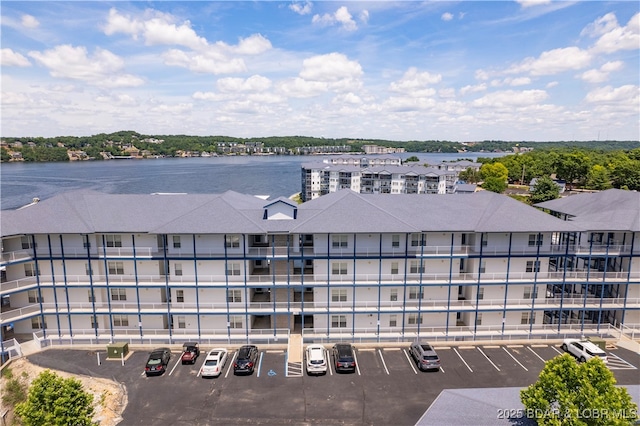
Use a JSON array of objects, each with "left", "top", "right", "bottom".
[{"left": 233, "top": 345, "right": 259, "bottom": 375}]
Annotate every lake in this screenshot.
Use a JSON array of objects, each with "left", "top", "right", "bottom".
[{"left": 0, "top": 152, "right": 505, "bottom": 210}]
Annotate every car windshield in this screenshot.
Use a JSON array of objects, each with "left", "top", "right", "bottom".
[{"left": 205, "top": 359, "right": 218, "bottom": 366}]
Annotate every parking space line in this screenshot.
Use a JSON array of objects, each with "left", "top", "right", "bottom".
[
  {"left": 403, "top": 349, "right": 418, "bottom": 374},
  {"left": 168, "top": 354, "right": 182, "bottom": 376},
  {"left": 608, "top": 352, "right": 638, "bottom": 369},
  {"left": 256, "top": 351, "right": 264, "bottom": 377},
  {"left": 551, "top": 346, "right": 563, "bottom": 355},
  {"left": 527, "top": 346, "right": 547, "bottom": 363},
  {"left": 502, "top": 347, "right": 528, "bottom": 371},
  {"left": 484, "top": 345, "right": 500, "bottom": 349},
  {"left": 531, "top": 344, "right": 547, "bottom": 347},
  {"left": 377, "top": 349, "right": 390, "bottom": 375},
  {"left": 453, "top": 348, "right": 473, "bottom": 372},
  {"left": 225, "top": 352, "right": 237, "bottom": 378},
  {"left": 353, "top": 350, "right": 361, "bottom": 375},
  {"left": 328, "top": 359, "right": 333, "bottom": 376},
  {"left": 507, "top": 345, "right": 523, "bottom": 348},
  {"left": 477, "top": 347, "right": 500, "bottom": 371}
]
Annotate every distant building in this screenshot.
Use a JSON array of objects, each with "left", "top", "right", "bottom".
[{"left": 361, "top": 144, "right": 406, "bottom": 155}]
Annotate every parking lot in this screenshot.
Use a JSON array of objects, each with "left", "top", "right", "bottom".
[{"left": 26, "top": 342, "right": 639, "bottom": 425}]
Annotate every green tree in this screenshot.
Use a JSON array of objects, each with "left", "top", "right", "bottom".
[
  {"left": 585, "top": 165, "right": 612, "bottom": 190},
  {"left": 611, "top": 159, "right": 640, "bottom": 191},
  {"left": 554, "top": 152, "right": 590, "bottom": 189},
  {"left": 530, "top": 176, "right": 560, "bottom": 204},
  {"left": 15, "top": 370, "right": 96, "bottom": 426},
  {"left": 521, "top": 353, "right": 638, "bottom": 425},
  {"left": 480, "top": 162, "right": 508, "bottom": 193},
  {"left": 458, "top": 167, "right": 481, "bottom": 183},
  {"left": 403, "top": 155, "right": 420, "bottom": 163},
  {"left": 481, "top": 176, "right": 507, "bottom": 193}
]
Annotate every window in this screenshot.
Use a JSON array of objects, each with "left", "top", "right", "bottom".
[
  {"left": 390, "top": 262, "right": 399, "bottom": 275},
  {"left": 176, "top": 290, "right": 184, "bottom": 303},
  {"left": 409, "top": 287, "right": 423, "bottom": 300},
  {"left": 410, "top": 260, "right": 424, "bottom": 274},
  {"left": 525, "top": 261, "right": 540, "bottom": 273},
  {"left": 226, "top": 263, "right": 241, "bottom": 276},
  {"left": 477, "top": 287, "right": 484, "bottom": 300},
  {"left": 476, "top": 313, "right": 482, "bottom": 325},
  {"left": 332, "top": 262, "right": 348, "bottom": 275},
  {"left": 528, "top": 234, "right": 543, "bottom": 247},
  {"left": 331, "top": 289, "right": 347, "bottom": 302},
  {"left": 83, "top": 235, "right": 91, "bottom": 248},
  {"left": 524, "top": 286, "right": 538, "bottom": 299},
  {"left": 174, "top": 263, "right": 183, "bottom": 276},
  {"left": 85, "top": 263, "right": 93, "bottom": 276},
  {"left": 31, "top": 317, "right": 46, "bottom": 329},
  {"left": 176, "top": 316, "right": 186, "bottom": 329},
  {"left": 521, "top": 312, "right": 536, "bottom": 325},
  {"left": 390, "top": 289, "right": 398, "bottom": 301},
  {"left": 173, "top": 236, "right": 181, "bottom": 248},
  {"left": 391, "top": 234, "right": 400, "bottom": 248},
  {"left": 229, "top": 315, "right": 243, "bottom": 328},
  {"left": 90, "top": 316, "right": 98, "bottom": 328},
  {"left": 88, "top": 290, "right": 95, "bottom": 302},
  {"left": 479, "top": 260, "right": 486, "bottom": 274},
  {"left": 389, "top": 315, "right": 397, "bottom": 327},
  {"left": 21, "top": 236, "right": 34, "bottom": 250},
  {"left": 113, "top": 315, "right": 129, "bottom": 327},
  {"left": 108, "top": 261, "right": 124, "bottom": 275},
  {"left": 459, "top": 258, "right": 466, "bottom": 271},
  {"left": 227, "top": 289, "right": 242, "bottom": 303},
  {"left": 24, "top": 263, "right": 37, "bottom": 277},
  {"left": 481, "top": 235, "right": 488, "bottom": 246},
  {"left": 411, "top": 233, "right": 426, "bottom": 247},
  {"left": 332, "top": 234, "right": 348, "bottom": 248},
  {"left": 331, "top": 315, "right": 347, "bottom": 328},
  {"left": 105, "top": 235, "right": 122, "bottom": 248},
  {"left": 225, "top": 234, "right": 240, "bottom": 248},
  {"left": 110, "top": 288, "right": 127, "bottom": 301},
  {"left": 28, "top": 290, "right": 43, "bottom": 303},
  {"left": 408, "top": 313, "right": 423, "bottom": 325}
]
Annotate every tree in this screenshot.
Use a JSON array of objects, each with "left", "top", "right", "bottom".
[
  {"left": 481, "top": 176, "right": 507, "bottom": 193},
  {"left": 585, "top": 165, "right": 612, "bottom": 190},
  {"left": 458, "top": 167, "right": 481, "bottom": 183},
  {"left": 15, "top": 370, "right": 96, "bottom": 426},
  {"left": 480, "top": 162, "right": 508, "bottom": 193},
  {"left": 403, "top": 155, "right": 420, "bottom": 163},
  {"left": 554, "top": 152, "right": 590, "bottom": 189},
  {"left": 530, "top": 176, "right": 560, "bottom": 204},
  {"left": 521, "top": 353, "right": 638, "bottom": 425}
]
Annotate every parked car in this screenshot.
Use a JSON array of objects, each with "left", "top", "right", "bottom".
[
  {"left": 305, "top": 344, "right": 328, "bottom": 375},
  {"left": 181, "top": 342, "right": 200, "bottom": 365},
  {"left": 561, "top": 338, "right": 608, "bottom": 364},
  {"left": 332, "top": 343, "right": 356, "bottom": 373},
  {"left": 234, "top": 345, "right": 259, "bottom": 375},
  {"left": 201, "top": 348, "right": 228, "bottom": 378},
  {"left": 145, "top": 348, "right": 171, "bottom": 376},
  {"left": 409, "top": 342, "right": 441, "bottom": 371}
]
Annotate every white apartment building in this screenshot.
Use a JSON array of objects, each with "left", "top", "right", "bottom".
[{"left": 1, "top": 189, "right": 638, "bottom": 351}]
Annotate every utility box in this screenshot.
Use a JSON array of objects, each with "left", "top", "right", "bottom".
[
  {"left": 589, "top": 338, "right": 606, "bottom": 350},
  {"left": 107, "top": 342, "right": 129, "bottom": 359}
]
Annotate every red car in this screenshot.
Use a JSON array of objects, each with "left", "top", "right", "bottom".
[{"left": 181, "top": 342, "right": 200, "bottom": 365}]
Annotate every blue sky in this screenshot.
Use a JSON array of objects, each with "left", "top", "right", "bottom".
[{"left": 1, "top": 1, "right": 638, "bottom": 141}]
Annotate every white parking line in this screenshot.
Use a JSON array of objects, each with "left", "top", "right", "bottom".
[
  {"left": 353, "top": 350, "right": 362, "bottom": 375},
  {"left": 453, "top": 348, "right": 473, "bottom": 372},
  {"left": 551, "top": 346, "right": 563, "bottom": 355},
  {"left": 256, "top": 351, "right": 264, "bottom": 377},
  {"left": 403, "top": 349, "right": 418, "bottom": 374},
  {"left": 168, "top": 354, "right": 182, "bottom": 376},
  {"left": 527, "top": 346, "right": 547, "bottom": 363},
  {"left": 378, "top": 349, "right": 390, "bottom": 375},
  {"left": 225, "top": 352, "right": 237, "bottom": 378},
  {"left": 477, "top": 347, "right": 500, "bottom": 371},
  {"left": 503, "top": 347, "right": 528, "bottom": 371},
  {"left": 608, "top": 352, "right": 638, "bottom": 369}
]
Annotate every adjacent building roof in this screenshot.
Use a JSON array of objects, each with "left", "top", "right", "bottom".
[
  {"left": 535, "top": 189, "right": 640, "bottom": 232},
  {"left": 0, "top": 189, "right": 584, "bottom": 237}
]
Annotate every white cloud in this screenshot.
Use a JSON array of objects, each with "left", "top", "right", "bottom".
[
  {"left": 584, "top": 85, "right": 638, "bottom": 104},
  {"left": 390, "top": 67, "right": 442, "bottom": 95},
  {"left": 507, "top": 47, "right": 592, "bottom": 76},
  {"left": 21, "top": 14, "right": 40, "bottom": 28},
  {"left": 516, "top": 0, "right": 552, "bottom": 8},
  {"left": 508, "top": 77, "right": 531, "bottom": 86},
  {"left": 579, "top": 61, "right": 623, "bottom": 83},
  {"left": 150, "top": 103, "right": 193, "bottom": 114},
  {"left": 1, "top": 48, "right": 31, "bottom": 67},
  {"left": 217, "top": 75, "right": 272, "bottom": 93},
  {"left": 460, "top": 83, "right": 487, "bottom": 96},
  {"left": 441, "top": 13, "right": 454, "bottom": 22},
  {"left": 581, "top": 13, "right": 619, "bottom": 38},
  {"left": 28, "top": 45, "right": 144, "bottom": 88},
  {"left": 233, "top": 34, "right": 272, "bottom": 55},
  {"left": 162, "top": 49, "right": 247, "bottom": 74},
  {"left": 472, "top": 89, "right": 548, "bottom": 107},
  {"left": 332, "top": 92, "right": 363, "bottom": 105},
  {"left": 589, "top": 13, "right": 640, "bottom": 54},
  {"left": 359, "top": 10, "right": 369, "bottom": 25},
  {"left": 277, "top": 77, "right": 328, "bottom": 98},
  {"left": 299, "top": 52, "right": 363, "bottom": 83},
  {"left": 289, "top": 1, "right": 313, "bottom": 15},
  {"left": 312, "top": 6, "right": 359, "bottom": 31},
  {"left": 192, "top": 91, "right": 223, "bottom": 101},
  {"left": 95, "top": 93, "right": 138, "bottom": 106}
]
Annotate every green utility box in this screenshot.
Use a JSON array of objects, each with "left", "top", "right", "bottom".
[
  {"left": 107, "top": 342, "right": 129, "bottom": 359},
  {"left": 589, "top": 338, "right": 606, "bottom": 350}
]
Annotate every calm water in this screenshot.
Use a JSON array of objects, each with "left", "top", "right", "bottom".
[{"left": 0, "top": 152, "right": 505, "bottom": 210}]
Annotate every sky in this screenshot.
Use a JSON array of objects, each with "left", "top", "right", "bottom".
[{"left": 1, "top": 1, "right": 639, "bottom": 142}]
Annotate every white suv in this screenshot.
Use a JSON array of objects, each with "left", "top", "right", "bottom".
[
  {"left": 561, "top": 338, "right": 608, "bottom": 364},
  {"left": 305, "top": 344, "right": 328, "bottom": 375}
]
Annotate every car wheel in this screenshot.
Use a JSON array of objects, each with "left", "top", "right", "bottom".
[
  {"left": 561, "top": 343, "right": 567, "bottom": 351},
  {"left": 580, "top": 356, "right": 586, "bottom": 362}
]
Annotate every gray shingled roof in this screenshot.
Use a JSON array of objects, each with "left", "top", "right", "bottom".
[
  {"left": 535, "top": 189, "right": 640, "bottom": 232},
  {"left": 1, "top": 189, "right": 580, "bottom": 237}
]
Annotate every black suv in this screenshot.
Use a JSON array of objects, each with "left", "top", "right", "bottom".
[
  {"left": 145, "top": 347, "right": 171, "bottom": 376},
  {"left": 332, "top": 343, "right": 356, "bottom": 373},
  {"left": 234, "top": 345, "right": 259, "bottom": 375}
]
